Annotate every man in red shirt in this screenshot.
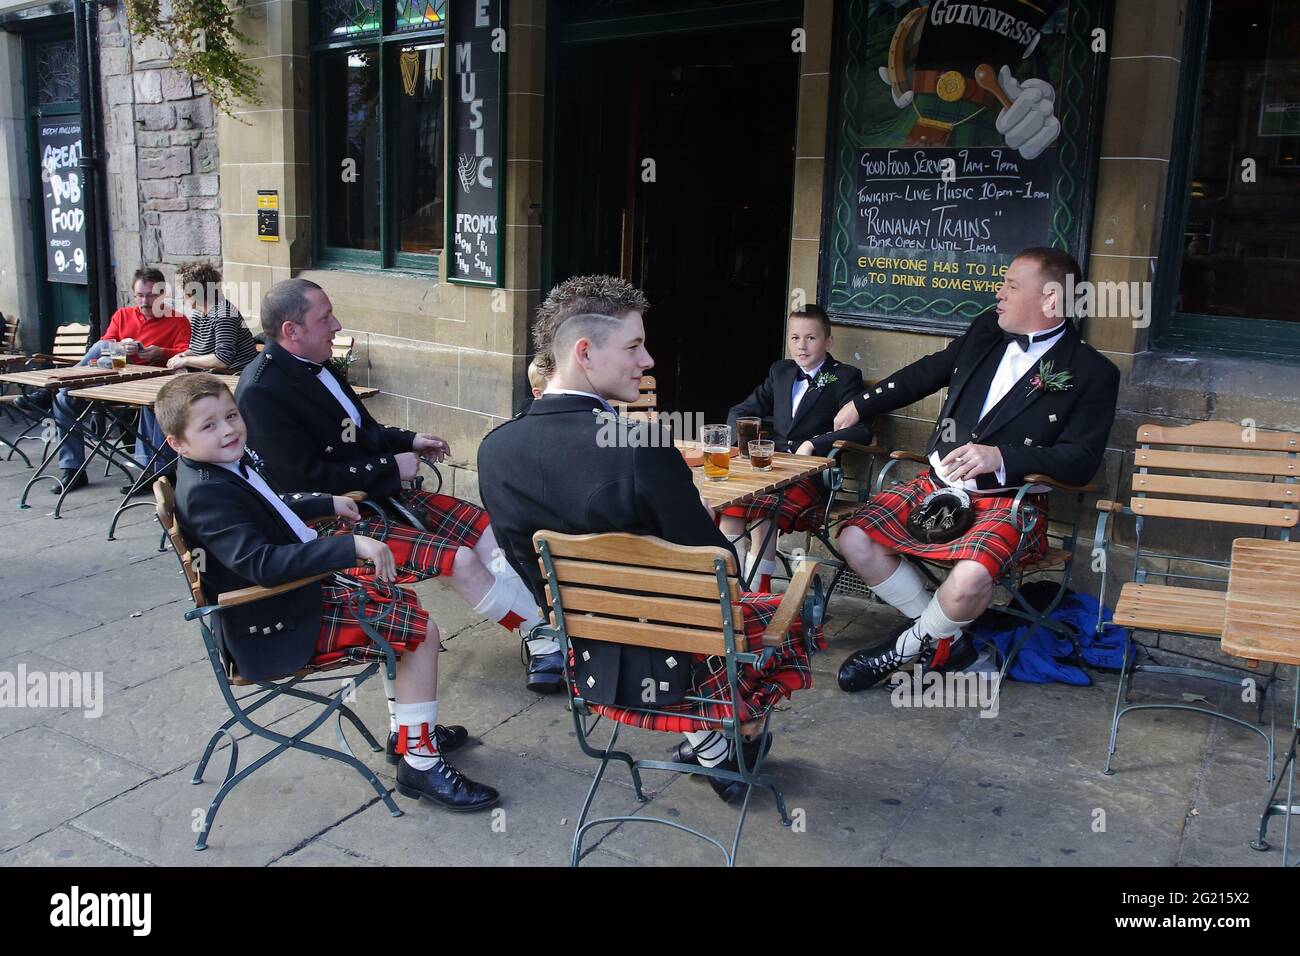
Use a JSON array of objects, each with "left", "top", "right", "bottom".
[{"left": 49, "top": 266, "right": 191, "bottom": 492}]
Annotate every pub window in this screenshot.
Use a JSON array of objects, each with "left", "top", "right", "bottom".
[
  {"left": 313, "top": 0, "right": 446, "bottom": 270},
  {"left": 1157, "top": 0, "right": 1300, "bottom": 356}
]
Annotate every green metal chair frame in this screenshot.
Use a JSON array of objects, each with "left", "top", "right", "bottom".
[
  {"left": 533, "top": 530, "right": 833, "bottom": 867},
  {"left": 1093, "top": 422, "right": 1293, "bottom": 780},
  {"left": 154, "top": 478, "right": 404, "bottom": 851}
]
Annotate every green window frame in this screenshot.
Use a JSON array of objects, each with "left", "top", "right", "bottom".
[
  {"left": 1153, "top": 0, "right": 1300, "bottom": 360},
  {"left": 311, "top": 1, "right": 448, "bottom": 272}
]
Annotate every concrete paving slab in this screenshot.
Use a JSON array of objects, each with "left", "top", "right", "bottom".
[
  {"left": 0, "top": 650, "right": 127, "bottom": 741},
  {"left": 38, "top": 598, "right": 204, "bottom": 688},
  {"left": 0, "top": 725, "right": 153, "bottom": 853},
  {"left": 0, "top": 824, "right": 150, "bottom": 867},
  {"left": 0, "top": 596, "right": 103, "bottom": 656},
  {"left": 26, "top": 553, "right": 187, "bottom": 624}
]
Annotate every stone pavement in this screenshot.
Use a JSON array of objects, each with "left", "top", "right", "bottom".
[{"left": 0, "top": 419, "right": 1292, "bottom": 867}]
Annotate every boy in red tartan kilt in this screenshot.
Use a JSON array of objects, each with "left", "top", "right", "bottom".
[
  {"left": 236, "top": 279, "right": 551, "bottom": 694},
  {"left": 479, "top": 276, "right": 824, "bottom": 803},
  {"left": 160, "top": 374, "right": 499, "bottom": 813},
  {"left": 719, "top": 305, "right": 873, "bottom": 590},
  {"left": 830, "top": 249, "right": 1119, "bottom": 691}
]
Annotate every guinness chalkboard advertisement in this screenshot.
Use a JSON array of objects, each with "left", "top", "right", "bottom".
[
  {"left": 446, "top": 0, "right": 507, "bottom": 287},
  {"left": 820, "top": 0, "right": 1111, "bottom": 333},
  {"left": 38, "top": 119, "right": 88, "bottom": 285}
]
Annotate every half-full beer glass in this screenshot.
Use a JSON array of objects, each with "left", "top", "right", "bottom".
[{"left": 702, "top": 424, "right": 731, "bottom": 481}]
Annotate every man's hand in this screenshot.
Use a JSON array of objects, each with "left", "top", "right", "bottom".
[
  {"left": 166, "top": 352, "right": 190, "bottom": 370},
  {"left": 795, "top": 440, "right": 815, "bottom": 456},
  {"left": 137, "top": 344, "right": 166, "bottom": 365},
  {"left": 834, "top": 400, "right": 862, "bottom": 431},
  {"left": 353, "top": 535, "right": 396, "bottom": 583},
  {"left": 412, "top": 433, "right": 450, "bottom": 463},
  {"left": 332, "top": 495, "right": 361, "bottom": 524},
  {"left": 939, "top": 443, "right": 1003, "bottom": 484},
  {"left": 395, "top": 452, "right": 420, "bottom": 481}
]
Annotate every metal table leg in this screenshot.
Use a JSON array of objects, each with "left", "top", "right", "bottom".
[{"left": 1250, "top": 663, "right": 1299, "bottom": 864}]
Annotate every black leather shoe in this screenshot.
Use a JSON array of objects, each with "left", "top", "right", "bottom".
[
  {"left": 707, "top": 755, "right": 750, "bottom": 805},
  {"left": 51, "top": 469, "right": 88, "bottom": 495},
  {"left": 526, "top": 649, "right": 564, "bottom": 694},
  {"left": 385, "top": 724, "right": 470, "bottom": 765},
  {"left": 15, "top": 393, "right": 52, "bottom": 417},
  {"left": 837, "top": 623, "right": 917, "bottom": 693},
  {"left": 395, "top": 756, "right": 499, "bottom": 812},
  {"left": 671, "top": 732, "right": 773, "bottom": 768}
]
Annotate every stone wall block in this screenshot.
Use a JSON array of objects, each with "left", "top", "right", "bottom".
[
  {"left": 174, "top": 98, "right": 213, "bottom": 130},
  {"left": 178, "top": 174, "right": 219, "bottom": 197},
  {"left": 194, "top": 140, "right": 218, "bottom": 174},
  {"left": 106, "top": 75, "right": 134, "bottom": 107},
  {"left": 133, "top": 70, "right": 163, "bottom": 104},
  {"left": 141, "top": 180, "right": 177, "bottom": 200},
  {"left": 160, "top": 68, "right": 193, "bottom": 100},
  {"left": 137, "top": 146, "right": 192, "bottom": 179},
  {"left": 159, "top": 210, "right": 221, "bottom": 257},
  {"left": 136, "top": 104, "right": 175, "bottom": 130}
]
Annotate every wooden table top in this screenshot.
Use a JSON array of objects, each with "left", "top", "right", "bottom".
[
  {"left": 1223, "top": 538, "right": 1300, "bottom": 667},
  {"left": 0, "top": 353, "right": 25, "bottom": 365},
  {"left": 675, "top": 441, "right": 832, "bottom": 510},
  {"left": 0, "top": 364, "right": 174, "bottom": 390},
  {"left": 67, "top": 371, "right": 242, "bottom": 405}
]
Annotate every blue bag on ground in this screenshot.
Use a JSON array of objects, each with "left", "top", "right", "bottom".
[{"left": 969, "top": 585, "right": 1131, "bottom": 685}]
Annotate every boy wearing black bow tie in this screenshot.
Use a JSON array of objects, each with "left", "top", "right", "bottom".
[
  {"left": 160, "top": 374, "right": 498, "bottom": 812},
  {"left": 831, "top": 248, "right": 1119, "bottom": 692},
  {"left": 720, "top": 305, "right": 872, "bottom": 590}
]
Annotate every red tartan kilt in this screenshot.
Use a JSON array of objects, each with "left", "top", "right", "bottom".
[
  {"left": 322, "top": 489, "right": 489, "bottom": 582},
  {"left": 584, "top": 592, "right": 824, "bottom": 734},
  {"left": 839, "top": 472, "right": 1047, "bottom": 578},
  {"left": 311, "top": 579, "right": 428, "bottom": 668},
  {"left": 719, "top": 476, "right": 826, "bottom": 533}
]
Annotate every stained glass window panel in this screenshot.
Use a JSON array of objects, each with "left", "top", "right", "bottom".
[
  {"left": 35, "top": 38, "right": 79, "bottom": 106},
  {"left": 318, "top": 0, "right": 381, "bottom": 42},
  {"left": 394, "top": 0, "right": 447, "bottom": 34}
]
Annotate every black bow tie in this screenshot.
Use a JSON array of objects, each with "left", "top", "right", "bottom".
[
  {"left": 236, "top": 461, "right": 250, "bottom": 478},
  {"left": 797, "top": 370, "right": 817, "bottom": 385},
  {"left": 300, "top": 361, "right": 325, "bottom": 375},
  {"left": 1003, "top": 323, "right": 1066, "bottom": 352}
]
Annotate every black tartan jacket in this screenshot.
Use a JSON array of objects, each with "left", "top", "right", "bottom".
[
  {"left": 174, "top": 455, "right": 356, "bottom": 682},
  {"left": 850, "top": 310, "right": 1120, "bottom": 490}
]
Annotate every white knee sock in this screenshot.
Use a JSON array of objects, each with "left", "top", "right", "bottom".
[
  {"left": 730, "top": 536, "right": 750, "bottom": 577},
  {"left": 381, "top": 673, "right": 397, "bottom": 734},
  {"left": 683, "top": 729, "right": 731, "bottom": 768},
  {"left": 501, "top": 571, "right": 546, "bottom": 638},
  {"left": 895, "top": 593, "right": 974, "bottom": 662},
  {"left": 394, "top": 700, "right": 440, "bottom": 771},
  {"left": 870, "top": 559, "right": 931, "bottom": 619}
]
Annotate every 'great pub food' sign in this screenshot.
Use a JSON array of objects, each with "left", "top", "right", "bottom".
[
  {"left": 446, "top": 0, "right": 507, "bottom": 287},
  {"left": 38, "top": 119, "right": 88, "bottom": 285}
]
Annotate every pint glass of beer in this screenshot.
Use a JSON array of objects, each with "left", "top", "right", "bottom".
[
  {"left": 735, "top": 417, "right": 761, "bottom": 459},
  {"left": 701, "top": 424, "right": 731, "bottom": 482},
  {"left": 108, "top": 342, "right": 127, "bottom": 370}
]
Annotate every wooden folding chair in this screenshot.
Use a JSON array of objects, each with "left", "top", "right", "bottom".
[
  {"left": 154, "top": 477, "right": 404, "bottom": 850},
  {"left": 868, "top": 450, "right": 1100, "bottom": 688},
  {"left": 532, "top": 530, "right": 834, "bottom": 866},
  {"left": 1094, "top": 422, "right": 1296, "bottom": 779},
  {"left": 612, "top": 374, "right": 656, "bottom": 422},
  {"left": 31, "top": 321, "right": 92, "bottom": 367}
]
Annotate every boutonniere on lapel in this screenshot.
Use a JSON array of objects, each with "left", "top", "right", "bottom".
[
  {"left": 1026, "top": 360, "right": 1072, "bottom": 396},
  {"left": 245, "top": 447, "right": 266, "bottom": 470},
  {"left": 813, "top": 371, "right": 838, "bottom": 389}
]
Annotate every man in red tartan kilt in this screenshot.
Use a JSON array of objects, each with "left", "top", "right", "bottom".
[
  {"left": 831, "top": 249, "right": 1119, "bottom": 691},
  {"left": 237, "top": 279, "right": 554, "bottom": 695},
  {"left": 479, "top": 276, "right": 823, "bottom": 804},
  {"left": 161, "top": 374, "right": 499, "bottom": 813},
  {"left": 719, "top": 305, "right": 873, "bottom": 591}
]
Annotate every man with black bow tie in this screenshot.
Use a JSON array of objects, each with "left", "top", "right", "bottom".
[
  {"left": 831, "top": 248, "right": 1119, "bottom": 691},
  {"left": 236, "top": 279, "right": 552, "bottom": 697}
]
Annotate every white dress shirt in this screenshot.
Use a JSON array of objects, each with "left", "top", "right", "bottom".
[
  {"left": 217, "top": 460, "right": 319, "bottom": 544},
  {"left": 790, "top": 360, "right": 825, "bottom": 417},
  {"left": 542, "top": 384, "right": 615, "bottom": 412},
  {"left": 292, "top": 352, "right": 361, "bottom": 425},
  {"left": 930, "top": 322, "right": 1067, "bottom": 492}
]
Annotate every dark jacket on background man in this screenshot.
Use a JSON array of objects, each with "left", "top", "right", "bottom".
[
  {"left": 236, "top": 340, "right": 415, "bottom": 499},
  {"left": 726, "top": 353, "right": 873, "bottom": 455}
]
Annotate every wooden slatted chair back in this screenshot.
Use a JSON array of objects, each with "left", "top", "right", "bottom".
[
  {"left": 154, "top": 477, "right": 205, "bottom": 607},
  {"left": 1128, "top": 422, "right": 1300, "bottom": 529},
  {"left": 332, "top": 335, "right": 356, "bottom": 361},
  {"left": 1, "top": 313, "right": 17, "bottom": 352},
  {"left": 614, "top": 375, "right": 657, "bottom": 419},
  {"left": 533, "top": 531, "right": 741, "bottom": 658},
  {"left": 51, "top": 322, "right": 91, "bottom": 363}
]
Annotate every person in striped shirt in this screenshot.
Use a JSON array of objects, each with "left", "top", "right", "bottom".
[{"left": 133, "top": 262, "right": 258, "bottom": 491}]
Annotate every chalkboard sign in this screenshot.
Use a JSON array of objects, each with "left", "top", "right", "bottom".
[
  {"left": 445, "top": 0, "right": 507, "bottom": 287},
  {"left": 38, "top": 119, "right": 88, "bottom": 285},
  {"left": 820, "top": 0, "right": 1111, "bottom": 334}
]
